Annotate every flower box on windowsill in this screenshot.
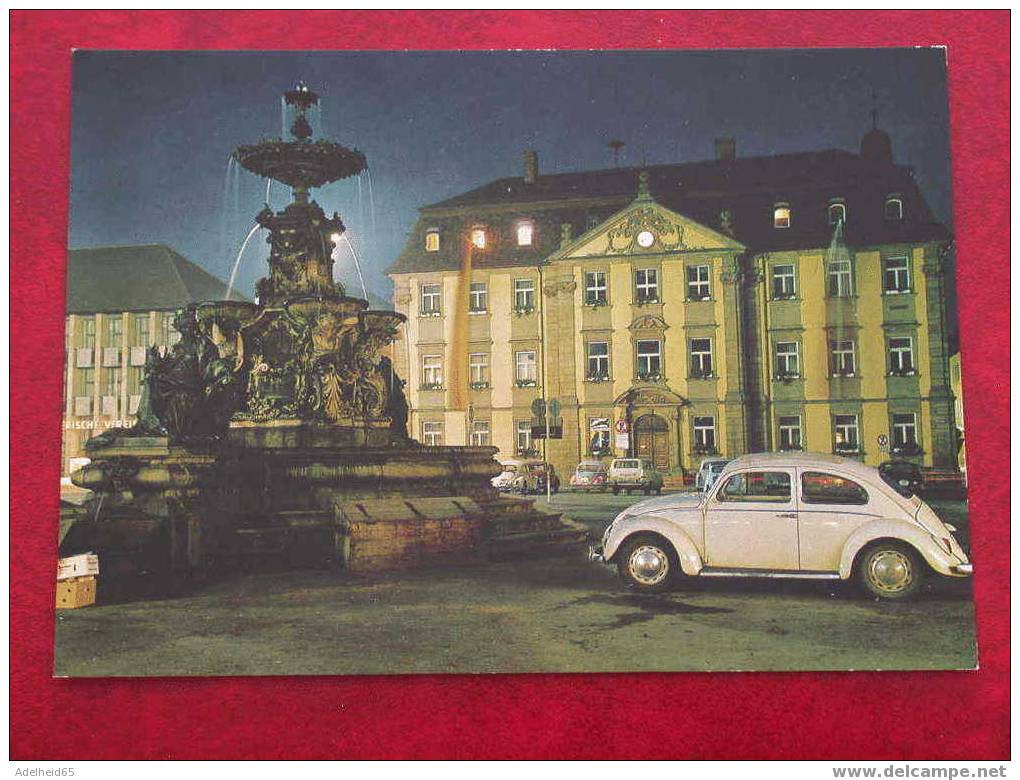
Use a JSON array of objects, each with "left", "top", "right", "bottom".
[
  {"left": 690, "top": 372, "right": 715, "bottom": 381},
  {"left": 469, "top": 382, "right": 490, "bottom": 390},
  {"left": 468, "top": 309, "right": 488, "bottom": 316},
  {"left": 775, "top": 372, "right": 802, "bottom": 382},
  {"left": 693, "top": 446, "right": 719, "bottom": 456},
  {"left": 584, "top": 297, "right": 609, "bottom": 308},
  {"left": 512, "top": 306, "right": 536, "bottom": 317},
  {"left": 514, "top": 379, "right": 538, "bottom": 388},
  {"left": 772, "top": 293, "right": 797, "bottom": 302},
  {"left": 830, "top": 371, "right": 857, "bottom": 379},
  {"left": 687, "top": 295, "right": 712, "bottom": 302},
  {"left": 883, "top": 289, "right": 912, "bottom": 295},
  {"left": 635, "top": 296, "right": 660, "bottom": 306},
  {"left": 888, "top": 370, "right": 917, "bottom": 378},
  {"left": 420, "top": 310, "right": 442, "bottom": 318},
  {"left": 834, "top": 446, "right": 861, "bottom": 456},
  {"left": 420, "top": 383, "right": 445, "bottom": 391},
  {"left": 585, "top": 374, "right": 611, "bottom": 383},
  {"left": 635, "top": 372, "right": 663, "bottom": 383},
  {"left": 517, "top": 448, "right": 539, "bottom": 458}
]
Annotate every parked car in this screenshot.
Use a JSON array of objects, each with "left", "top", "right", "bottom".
[
  {"left": 509, "top": 461, "right": 561, "bottom": 495},
  {"left": 491, "top": 459, "right": 525, "bottom": 492},
  {"left": 570, "top": 460, "right": 609, "bottom": 492},
  {"left": 607, "top": 458, "right": 664, "bottom": 495},
  {"left": 695, "top": 458, "right": 731, "bottom": 492},
  {"left": 590, "top": 452, "right": 971, "bottom": 600}
]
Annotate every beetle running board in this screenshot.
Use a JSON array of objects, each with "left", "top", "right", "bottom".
[{"left": 699, "top": 568, "right": 842, "bottom": 580}]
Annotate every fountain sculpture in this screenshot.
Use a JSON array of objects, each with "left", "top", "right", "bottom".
[{"left": 68, "top": 84, "right": 585, "bottom": 583}]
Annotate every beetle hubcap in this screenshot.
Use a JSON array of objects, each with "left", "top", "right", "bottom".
[
  {"left": 869, "top": 550, "right": 913, "bottom": 593},
  {"left": 629, "top": 545, "right": 669, "bottom": 585}
]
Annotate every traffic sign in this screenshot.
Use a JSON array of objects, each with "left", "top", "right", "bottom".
[
  {"left": 615, "top": 419, "right": 629, "bottom": 434},
  {"left": 530, "top": 398, "right": 546, "bottom": 417},
  {"left": 548, "top": 398, "right": 561, "bottom": 418}
]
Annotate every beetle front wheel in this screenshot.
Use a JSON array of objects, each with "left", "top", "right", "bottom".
[{"left": 616, "top": 534, "right": 677, "bottom": 593}]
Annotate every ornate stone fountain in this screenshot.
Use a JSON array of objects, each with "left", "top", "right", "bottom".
[{"left": 68, "top": 84, "right": 585, "bottom": 584}]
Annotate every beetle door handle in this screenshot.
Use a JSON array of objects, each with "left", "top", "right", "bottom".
[{"left": 775, "top": 512, "right": 797, "bottom": 518}]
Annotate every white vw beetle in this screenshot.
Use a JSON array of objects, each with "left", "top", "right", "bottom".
[{"left": 590, "top": 452, "right": 972, "bottom": 599}]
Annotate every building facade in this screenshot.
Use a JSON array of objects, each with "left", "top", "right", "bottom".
[
  {"left": 62, "top": 244, "right": 247, "bottom": 475},
  {"left": 388, "top": 133, "right": 958, "bottom": 477}
]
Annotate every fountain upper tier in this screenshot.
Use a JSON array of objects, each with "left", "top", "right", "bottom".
[{"left": 234, "top": 82, "right": 367, "bottom": 192}]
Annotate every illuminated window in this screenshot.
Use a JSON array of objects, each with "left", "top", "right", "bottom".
[
  {"left": 884, "top": 195, "right": 904, "bottom": 221},
  {"left": 516, "top": 221, "right": 534, "bottom": 246},
  {"left": 425, "top": 229, "right": 440, "bottom": 252},
  {"left": 828, "top": 201, "right": 846, "bottom": 226},
  {"left": 773, "top": 202, "right": 791, "bottom": 229},
  {"left": 471, "top": 227, "right": 487, "bottom": 249}
]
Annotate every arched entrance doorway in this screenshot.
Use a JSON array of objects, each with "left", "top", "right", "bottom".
[{"left": 634, "top": 414, "right": 670, "bottom": 471}]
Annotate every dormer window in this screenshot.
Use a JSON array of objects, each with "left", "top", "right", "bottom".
[
  {"left": 470, "top": 227, "right": 487, "bottom": 249},
  {"left": 828, "top": 200, "right": 846, "bottom": 226},
  {"left": 424, "top": 229, "right": 440, "bottom": 252},
  {"left": 884, "top": 195, "right": 904, "bottom": 221},
  {"left": 516, "top": 220, "right": 534, "bottom": 247},
  {"left": 773, "top": 202, "right": 791, "bottom": 229}
]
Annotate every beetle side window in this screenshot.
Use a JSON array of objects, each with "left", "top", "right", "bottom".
[
  {"left": 801, "top": 472, "right": 868, "bottom": 505},
  {"left": 718, "top": 471, "right": 791, "bottom": 503}
]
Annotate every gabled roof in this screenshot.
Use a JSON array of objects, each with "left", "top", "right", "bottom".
[{"left": 66, "top": 244, "right": 249, "bottom": 314}]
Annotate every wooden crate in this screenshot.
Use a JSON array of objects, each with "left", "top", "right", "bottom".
[
  {"left": 55, "top": 576, "right": 97, "bottom": 609},
  {"left": 57, "top": 553, "right": 99, "bottom": 581}
]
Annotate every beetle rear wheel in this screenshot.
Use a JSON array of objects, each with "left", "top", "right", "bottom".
[
  {"left": 857, "top": 542, "right": 925, "bottom": 600},
  {"left": 616, "top": 534, "right": 677, "bottom": 593}
]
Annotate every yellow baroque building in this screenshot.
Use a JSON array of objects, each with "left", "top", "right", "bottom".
[{"left": 388, "top": 133, "right": 958, "bottom": 478}]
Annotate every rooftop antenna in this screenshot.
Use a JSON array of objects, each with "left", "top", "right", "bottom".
[{"left": 608, "top": 139, "right": 625, "bottom": 167}]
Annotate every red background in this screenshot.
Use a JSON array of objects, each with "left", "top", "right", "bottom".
[{"left": 10, "top": 10, "right": 1010, "bottom": 760}]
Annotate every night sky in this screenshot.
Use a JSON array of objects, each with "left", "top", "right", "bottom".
[{"left": 69, "top": 48, "right": 952, "bottom": 301}]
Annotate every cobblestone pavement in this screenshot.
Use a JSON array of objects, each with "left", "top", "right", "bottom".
[{"left": 54, "top": 494, "right": 977, "bottom": 676}]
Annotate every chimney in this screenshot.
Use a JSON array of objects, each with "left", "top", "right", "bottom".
[
  {"left": 715, "top": 137, "right": 736, "bottom": 163},
  {"left": 523, "top": 149, "right": 539, "bottom": 184}
]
